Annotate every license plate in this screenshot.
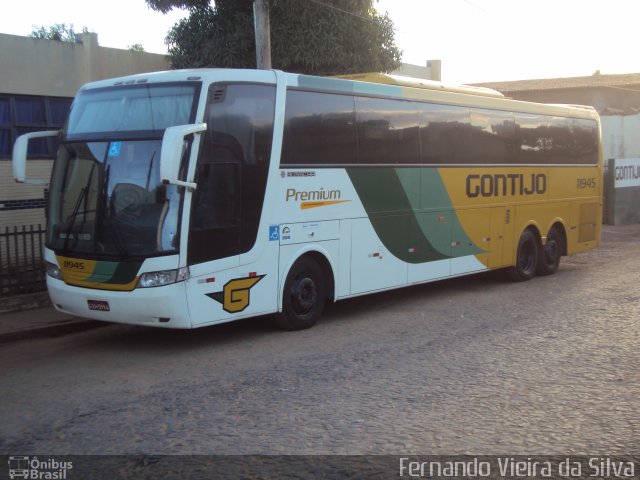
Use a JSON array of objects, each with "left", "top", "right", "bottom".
[{"left": 87, "top": 300, "right": 110, "bottom": 312}]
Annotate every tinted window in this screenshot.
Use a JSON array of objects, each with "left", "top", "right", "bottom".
[
  {"left": 546, "top": 116, "right": 575, "bottom": 164},
  {"left": 356, "top": 97, "right": 419, "bottom": 164},
  {"left": 282, "top": 90, "right": 357, "bottom": 165},
  {"left": 0, "top": 97, "right": 9, "bottom": 156},
  {"left": 50, "top": 98, "right": 73, "bottom": 125},
  {"left": 419, "top": 103, "right": 470, "bottom": 164},
  {"left": 280, "top": 90, "right": 598, "bottom": 167},
  {"left": 571, "top": 118, "right": 598, "bottom": 164},
  {"left": 467, "top": 109, "right": 516, "bottom": 164},
  {"left": 189, "top": 83, "right": 275, "bottom": 265},
  {"left": 15, "top": 97, "right": 46, "bottom": 125},
  {"left": 0, "top": 98, "right": 9, "bottom": 124},
  {"left": 0, "top": 129, "right": 9, "bottom": 157},
  {"left": 516, "top": 113, "right": 548, "bottom": 163},
  {"left": 514, "top": 114, "right": 597, "bottom": 165}
]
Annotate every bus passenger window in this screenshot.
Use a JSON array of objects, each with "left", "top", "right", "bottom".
[{"left": 282, "top": 90, "right": 358, "bottom": 165}]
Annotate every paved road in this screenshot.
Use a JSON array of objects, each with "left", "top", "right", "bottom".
[{"left": 1, "top": 225, "right": 639, "bottom": 455}]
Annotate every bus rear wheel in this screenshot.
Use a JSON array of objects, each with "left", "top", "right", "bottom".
[
  {"left": 537, "top": 226, "right": 563, "bottom": 276},
  {"left": 276, "top": 257, "right": 325, "bottom": 330},
  {"left": 506, "top": 229, "right": 539, "bottom": 282}
]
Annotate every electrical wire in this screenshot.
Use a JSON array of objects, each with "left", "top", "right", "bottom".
[{"left": 306, "top": 0, "right": 384, "bottom": 25}]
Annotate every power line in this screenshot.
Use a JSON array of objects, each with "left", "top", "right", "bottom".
[
  {"left": 306, "top": 0, "right": 383, "bottom": 25},
  {"left": 461, "top": 0, "right": 488, "bottom": 13}
]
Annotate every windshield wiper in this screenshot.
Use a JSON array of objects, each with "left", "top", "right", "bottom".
[
  {"left": 62, "top": 163, "right": 96, "bottom": 253},
  {"left": 101, "top": 162, "right": 129, "bottom": 257}
]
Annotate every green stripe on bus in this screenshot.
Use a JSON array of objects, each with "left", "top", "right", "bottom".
[
  {"left": 86, "top": 260, "right": 143, "bottom": 285},
  {"left": 346, "top": 167, "right": 483, "bottom": 263}
]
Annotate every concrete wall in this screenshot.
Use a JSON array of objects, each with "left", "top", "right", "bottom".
[
  {"left": 600, "top": 115, "right": 640, "bottom": 225},
  {"left": 0, "top": 32, "right": 170, "bottom": 97},
  {"left": 605, "top": 158, "right": 640, "bottom": 225},
  {"left": 392, "top": 60, "right": 441, "bottom": 81},
  {"left": 0, "top": 32, "right": 171, "bottom": 231},
  {"left": 499, "top": 87, "right": 640, "bottom": 115},
  {"left": 601, "top": 114, "right": 640, "bottom": 159}
]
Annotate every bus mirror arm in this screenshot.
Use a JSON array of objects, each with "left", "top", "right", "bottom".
[
  {"left": 160, "top": 123, "right": 207, "bottom": 190},
  {"left": 12, "top": 130, "right": 59, "bottom": 185},
  {"left": 162, "top": 179, "right": 198, "bottom": 191}
]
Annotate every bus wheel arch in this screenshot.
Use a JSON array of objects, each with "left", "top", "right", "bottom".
[
  {"left": 537, "top": 222, "right": 567, "bottom": 276},
  {"left": 506, "top": 226, "right": 541, "bottom": 282},
  {"left": 276, "top": 251, "right": 335, "bottom": 330}
]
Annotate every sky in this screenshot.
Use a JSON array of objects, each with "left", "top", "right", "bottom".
[{"left": 2, "top": 0, "right": 640, "bottom": 85}]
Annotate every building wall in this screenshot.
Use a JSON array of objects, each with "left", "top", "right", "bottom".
[
  {"left": 392, "top": 60, "right": 441, "bottom": 81},
  {"left": 604, "top": 158, "right": 640, "bottom": 225},
  {"left": 601, "top": 114, "right": 640, "bottom": 159},
  {"left": 491, "top": 86, "right": 640, "bottom": 114},
  {"left": 601, "top": 117, "right": 640, "bottom": 225},
  {"left": 0, "top": 32, "right": 170, "bottom": 97},
  {"left": 0, "top": 32, "right": 171, "bottom": 231}
]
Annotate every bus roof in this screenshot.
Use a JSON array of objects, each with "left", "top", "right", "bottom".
[
  {"left": 77, "top": 68, "right": 599, "bottom": 121},
  {"left": 336, "top": 73, "right": 505, "bottom": 99}
]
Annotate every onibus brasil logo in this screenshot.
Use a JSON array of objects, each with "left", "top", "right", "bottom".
[{"left": 8, "top": 456, "right": 73, "bottom": 479}]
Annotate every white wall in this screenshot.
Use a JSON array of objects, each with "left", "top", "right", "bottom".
[{"left": 601, "top": 113, "right": 640, "bottom": 160}]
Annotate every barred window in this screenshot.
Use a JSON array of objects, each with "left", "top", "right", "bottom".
[{"left": 0, "top": 95, "right": 72, "bottom": 159}]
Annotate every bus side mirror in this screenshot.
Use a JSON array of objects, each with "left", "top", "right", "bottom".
[
  {"left": 160, "top": 123, "right": 207, "bottom": 190},
  {"left": 13, "top": 130, "right": 59, "bottom": 185}
]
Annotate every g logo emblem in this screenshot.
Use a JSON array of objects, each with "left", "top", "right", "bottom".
[{"left": 207, "top": 275, "right": 265, "bottom": 313}]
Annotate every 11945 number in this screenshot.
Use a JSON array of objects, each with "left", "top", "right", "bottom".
[{"left": 577, "top": 177, "right": 596, "bottom": 189}]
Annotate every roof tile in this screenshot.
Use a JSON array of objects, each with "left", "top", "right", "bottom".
[{"left": 472, "top": 72, "right": 640, "bottom": 92}]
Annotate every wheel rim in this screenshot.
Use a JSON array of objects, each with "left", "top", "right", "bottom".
[{"left": 290, "top": 276, "right": 317, "bottom": 315}]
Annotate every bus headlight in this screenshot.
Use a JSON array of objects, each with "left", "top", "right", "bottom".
[
  {"left": 46, "top": 261, "right": 63, "bottom": 280},
  {"left": 137, "top": 267, "right": 189, "bottom": 288}
]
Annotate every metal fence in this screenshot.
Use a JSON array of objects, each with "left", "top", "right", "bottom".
[{"left": 0, "top": 225, "right": 47, "bottom": 296}]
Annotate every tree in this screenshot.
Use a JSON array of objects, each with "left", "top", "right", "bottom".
[
  {"left": 146, "top": 0, "right": 402, "bottom": 75},
  {"left": 128, "top": 44, "right": 146, "bottom": 52},
  {"left": 29, "top": 23, "right": 88, "bottom": 43}
]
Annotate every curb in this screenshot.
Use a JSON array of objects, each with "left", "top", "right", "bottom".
[
  {"left": 0, "top": 319, "right": 107, "bottom": 344},
  {"left": 0, "top": 291, "right": 52, "bottom": 315}
]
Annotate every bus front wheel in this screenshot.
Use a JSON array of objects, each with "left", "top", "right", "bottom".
[
  {"left": 276, "top": 257, "right": 326, "bottom": 330},
  {"left": 506, "top": 229, "right": 539, "bottom": 282}
]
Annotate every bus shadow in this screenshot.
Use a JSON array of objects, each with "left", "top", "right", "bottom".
[
  {"left": 322, "top": 268, "right": 507, "bottom": 322},
  {"left": 91, "top": 268, "right": 509, "bottom": 353},
  {"left": 92, "top": 314, "right": 278, "bottom": 353}
]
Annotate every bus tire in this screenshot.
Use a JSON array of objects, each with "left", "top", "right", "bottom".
[
  {"left": 505, "top": 229, "right": 539, "bottom": 282},
  {"left": 276, "top": 257, "right": 325, "bottom": 330},
  {"left": 537, "top": 226, "right": 563, "bottom": 276}
]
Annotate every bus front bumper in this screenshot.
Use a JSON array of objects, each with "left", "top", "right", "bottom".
[{"left": 46, "top": 277, "right": 192, "bottom": 329}]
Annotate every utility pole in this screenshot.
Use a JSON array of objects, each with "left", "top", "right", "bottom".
[{"left": 253, "top": 0, "right": 272, "bottom": 69}]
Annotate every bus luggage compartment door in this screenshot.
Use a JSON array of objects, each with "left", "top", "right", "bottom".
[{"left": 350, "top": 216, "right": 408, "bottom": 295}]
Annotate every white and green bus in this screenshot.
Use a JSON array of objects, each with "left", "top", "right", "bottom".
[{"left": 13, "top": 69, "right": 602, "bottom": 330}]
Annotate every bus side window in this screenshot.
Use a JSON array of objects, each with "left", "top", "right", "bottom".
[{"left": 188, "top": 83, "right": 275, "bottom": 265}]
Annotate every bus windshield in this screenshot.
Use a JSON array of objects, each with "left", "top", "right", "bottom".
[
  {"left": 67, "top": 83, "right": 197, "bottom": 139},
  {"left": 46, "top": 83, "right": 200, "bottom": 258}
]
